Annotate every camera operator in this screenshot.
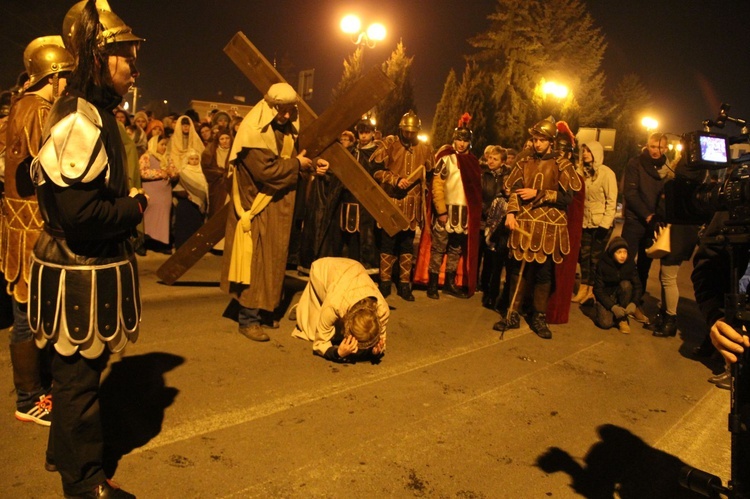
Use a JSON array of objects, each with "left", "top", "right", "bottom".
[
  {"left": 711, "top": 319, "right": 749, "bottom": 364},
  {"left": 692, "top": 210, "right": 750, "bottom": 379}
]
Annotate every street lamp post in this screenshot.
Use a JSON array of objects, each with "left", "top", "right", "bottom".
[{"left": 340, "top": 14, "right": 386, "bottom": 64}]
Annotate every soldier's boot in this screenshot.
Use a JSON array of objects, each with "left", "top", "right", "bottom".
[
  {"left": 530, "top": 282, "right": 553, "bottom": 339},
  {"left": 529, "top": 312, "right": 553, "bottom": 339},
  {"left": 379, "top": 253, "right": 397, "bottom": 298},
  {"left": 397, "top": 254, "right": 415, "bottom": 301},
  {"left": 426, "top": 273, "right": 440, "bottom": 299},
  {"left": 493, "top": 311, "right": 521, "bottom": 331},
  {"left": 443, "top": 272, "right": 468, "bottom": 299}
]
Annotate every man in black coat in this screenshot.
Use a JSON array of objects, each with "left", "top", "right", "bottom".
[{"left": 621, "top": 133, "right": 671, "bottom": 322}]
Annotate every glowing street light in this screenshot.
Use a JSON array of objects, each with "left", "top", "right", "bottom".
[
  {"left": 340, "top": 14, "right": 361, "bottom": 35},
  {"left": 341, "top": 14, "right": 386, "bottom": 49},
  {"left": 542, "top": 81, "right": 569, "bottom": 99},
  {"left": 641, "top": 116, "right": 659, "bottom": 132}
]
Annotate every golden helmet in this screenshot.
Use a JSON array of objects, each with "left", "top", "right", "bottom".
[
  {"left": 528, "top": 116, "right": 557, "bottom": 140},
  {"left": 23, "top": 36, "right": 75, "bottom": 89},
  {"left": 63, "top": 0, "right": 144, "bottom": 50},
  {"left": 398, "top": 110, "right": 421, "bottom": 132}
]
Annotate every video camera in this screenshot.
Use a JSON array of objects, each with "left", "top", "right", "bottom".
[
  {"left": 664, "top": 104, "right": 750, "bottom": 226},
  {"left": 671, "top": 104, "right": 750, "bottom": 498}
]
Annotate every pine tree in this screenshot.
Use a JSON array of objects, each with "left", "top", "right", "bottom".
[
  {"left": 331, "top": 46, "right": 364, "bottom": 104},
  {"left": 431, "top": 69, "right": 459, "bottom": 148},
  {"left": 432, "top": 63, "right": 498, "bottom": 153},
  {"left": 453, "top": 63, "right": 495, "bottom": 153},
  {"left": 468, "top": 0, "right": 609, "bottom": 147},
  {"left": 375, "top": 41, "right": 417, "bottom": 136}
]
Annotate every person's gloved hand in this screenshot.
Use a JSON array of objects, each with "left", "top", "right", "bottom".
[
  {"left": 611, "top": 305, "right": 627, "bottom": 319},
  {"left": 624, "top": 302, "right": 637, "bottom": 316}
]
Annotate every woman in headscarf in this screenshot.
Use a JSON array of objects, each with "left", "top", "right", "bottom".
[
  {"left": 169, "top": 114, "right": 204, "bottom": 166},
  {"left": 201, "top": 127, "right": 232, "bottom": 219},
  {"left": 173, "top": 148, "right": 209, "bottom": 248},
  {"left": 212, "top": 110, "right": 231, "bottom": 131},
  {"left": 198, "top": 122, "right": 212, "bottom": 146},
  {"left": 145, "top": 118, "right": 164, "bottom": 140},
  {"left": 139, "top": 135, "right": 177, "bottom": 252},
  {"left": 131, "top": 110, "right": 149, "bottom": 157},
  {"left": 133, "top": 110, "right": 148, "bottom": 131}
]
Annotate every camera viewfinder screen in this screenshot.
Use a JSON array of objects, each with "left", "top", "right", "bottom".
[{"left": 699, "top": 135, "right": 728, "bottom": 163}]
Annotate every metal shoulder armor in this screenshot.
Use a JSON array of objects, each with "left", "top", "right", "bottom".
[{"left": 33, "top": 97, "right": 109, "bottom": 188}]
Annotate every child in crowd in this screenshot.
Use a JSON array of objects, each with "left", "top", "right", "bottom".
[
  {"left": 592, "top": 237, "right": 642, "bottom": 334},
  {"left": 173, "top": 149, "right": 209, "bottom": 249}
]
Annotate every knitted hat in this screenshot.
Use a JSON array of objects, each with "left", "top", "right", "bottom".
[{"left": 607, "top": 236, "right": 628, "bottom": 254}]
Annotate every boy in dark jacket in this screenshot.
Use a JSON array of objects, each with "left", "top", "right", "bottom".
[{"left": 592, "top": 237, "right": 643, "bottom": 333}]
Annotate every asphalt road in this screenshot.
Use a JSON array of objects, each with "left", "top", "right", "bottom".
[{"left": 0, "top": 247, "right": 732, "bottom": 498}]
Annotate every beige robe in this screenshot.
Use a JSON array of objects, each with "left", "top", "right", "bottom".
[{"left": 292, "top": 257, "right": 389, "bottom": 357}]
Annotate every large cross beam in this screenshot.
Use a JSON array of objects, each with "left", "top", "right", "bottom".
[{"left": 157, "top": 32, "right": 407, "bottom": 284}]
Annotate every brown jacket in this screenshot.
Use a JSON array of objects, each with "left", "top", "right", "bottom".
[
  {"left": 506, "top": 154, "right": 581, "bottom": 264},
  {"left": 1, "top": 93, "right": 50, "bottom": 302},
  {"left": 371, "top": 135, "right": 434, "bottom": 230}
]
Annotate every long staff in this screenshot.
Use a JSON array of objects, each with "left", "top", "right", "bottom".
[{"left": 498, "top": 226, "right": 531, "bottom": 340}]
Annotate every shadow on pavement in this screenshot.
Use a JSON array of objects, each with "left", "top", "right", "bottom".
[
  {"left": 160, "top": 281, "right": 221, "bottom": 288},
  {"left": 536, "top": 424, "right": 706, "bottom": 498},
  {"left": 100, "top": 352, "right": 185, "bottom": 476}
]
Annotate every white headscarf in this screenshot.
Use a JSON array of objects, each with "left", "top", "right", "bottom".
[
  {"left": 228, "top": 82, "right": 299, "bottom": 164},
  {"left": 177, "top": 148, "right": 209, "bottom": 214},
  {"left": 147, "top": 135, "right": 169, "bottom": 170},
  {"left": 170, "top": 115, "right": 205, "bottom": 165}
]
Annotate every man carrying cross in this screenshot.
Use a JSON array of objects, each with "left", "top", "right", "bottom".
[{"left": 221, "top": 83, "right": 329, "bottom": 342}]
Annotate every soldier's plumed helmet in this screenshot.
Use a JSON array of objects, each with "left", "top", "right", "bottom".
[
  {"left": 555, "top": 135, "right": 574, "bottom": 154},
  {"left": 452, "top": 112, "right": 473, "bottom": 143},
  {"left": 23, "top": 36, "right": 74, "bottom": 89},
  {"left": 554, "top": 120, "right": 576, "bottom": 154},
  {"left": 63, "top": 0, "right": 144, "bottom": 51},
  {"left": 398, "top": 110, "right": 421, "bottom": 132},
  {"left": 528, "top": 116, "right": 557, "bottom": 140}
]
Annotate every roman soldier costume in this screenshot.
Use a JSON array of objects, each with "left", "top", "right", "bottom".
[
  {"left": 506, "top": 123, "right": 581, "bottom": 265},
  {"left": 28, "top": 4, "right": 146, "bottom": 360},
  {"left": 505, "top": 154, "right": 580, "bottom": 263},
  {"left": 338, "top": 118, "right": 379, "bottom": 269},
  {"left": 2, "top": 37, "right": 74, "bottom": 305},
  {"left": 371, "top": 111, "right": 434, "bottom": 300},
  {"left": 3, "top": 36, "right": 74, "bottom": 427},
  {"left": 495, "top": 117, "right": 581, "bottom": 339},
  {"left": 30, "top": 1, "right": 146, "bottom": 496},
  {"left": 371, "top": 112, "right": 433, "bottom": 231},
  {"left": 414, "top": 113, "right": 482, "bottom": 299}
]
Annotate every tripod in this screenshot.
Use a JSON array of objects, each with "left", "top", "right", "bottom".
[{"left": 681, "top": 230, "right": 750, "bottom": 499}]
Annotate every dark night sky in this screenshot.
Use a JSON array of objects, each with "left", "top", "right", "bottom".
[{"left": 2, "top": 0, "right": 749, "bottom": 141}]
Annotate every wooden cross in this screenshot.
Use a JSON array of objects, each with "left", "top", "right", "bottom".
[{"left": 156, "top": 32, "right": 409, "bottom": 284}]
